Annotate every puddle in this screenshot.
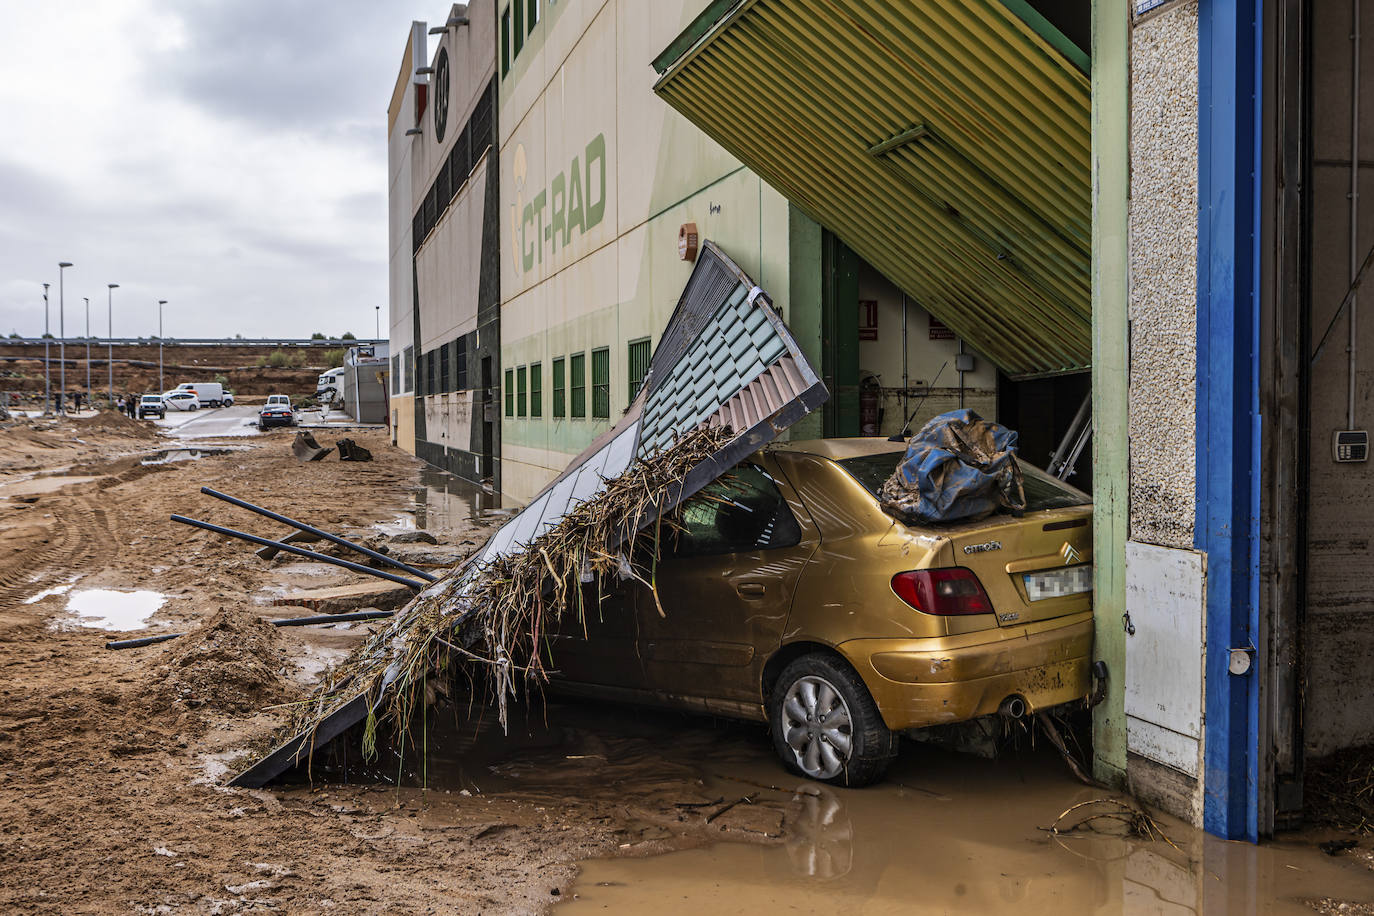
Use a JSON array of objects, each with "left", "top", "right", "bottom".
[
  {"left": 141, "top": 447, "right": 237, "bottom": 465},
  {"left": 23, "top": 583, "right": 75, "bottom": 604},
  {"left": 57, "top": 588, "right": 168, "bottom": 631},
  {"left": 373, "top": 467, "right": 509, "bottom": 535}
]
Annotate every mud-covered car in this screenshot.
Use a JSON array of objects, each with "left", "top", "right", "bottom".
[
  {"left": 136, "top": 395, "right": 165, "bottom": 419},
  {"left": 547, "top": 438, "right": 1094, "bottom": 787}
]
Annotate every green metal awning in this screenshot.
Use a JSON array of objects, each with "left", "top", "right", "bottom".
[{"left": 652, "top": 0, "right": 1091, "bottom": 378}]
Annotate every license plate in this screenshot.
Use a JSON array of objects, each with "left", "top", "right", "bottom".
[{"left": 1023, "top": 565, "right": 1093, "bottom": 601}]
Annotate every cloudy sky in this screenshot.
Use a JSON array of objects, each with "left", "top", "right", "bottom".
[{"left": 0, "top": 1, "right": 445, "bottom": 340}]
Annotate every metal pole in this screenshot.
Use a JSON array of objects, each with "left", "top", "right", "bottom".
[
  {"left": 58, "top": 262, "right": 71, "bottom": 414},
  {"left": 1351, "top": 0, "right": 1362, "bottom": 430},
  {"left": 375, "top": 304, "right": 380, "bottom": 339},
  {"left": 84, "top": 296, "right": 90, "bottom": 410},
  {"left": 199, "top": 486, "right": 437, "bottom": 581},
  {"left": 158, "top": 299, "right": 166, "bottom": 392},
  {"left": 169, "top": 514, "right": 427, "bottom": 589},
  {"left": 41, "top": 283, "right": 50, "bottom": 414},
  {"left": 107, "top": 284, "right": 118, "bottom": 409}
]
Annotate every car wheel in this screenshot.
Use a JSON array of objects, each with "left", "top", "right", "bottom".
[
  {"left": 211, "top": 400, "right": 221, "bottom": 408},
  {"left": 769, "top": 654, "right": 896, "bottom": 787}
]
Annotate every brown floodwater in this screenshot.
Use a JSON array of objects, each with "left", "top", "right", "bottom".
[{"left": 547, "top": 716, "right": 1372, "bottom": 915}]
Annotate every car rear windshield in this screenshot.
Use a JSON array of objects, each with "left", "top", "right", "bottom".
[{"left": 835, "top": 452, "right": 1091, "bottom": 512}]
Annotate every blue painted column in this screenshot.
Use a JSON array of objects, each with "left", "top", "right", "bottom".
[{"left": 1196, "top": 0, "right": 1263, "bottom": 841}]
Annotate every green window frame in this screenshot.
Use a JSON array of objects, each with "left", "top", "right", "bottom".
[
  {"left": 516, "top": 365, "right": 527, "bottom": 417},
  {"left": 513, "top": 0, "right": 524, "bottom": 59},
  {"left": 552, "top": 357, "right": 566, "bottom": 418},
  {"left": 591, "top": 347, "right": 610, "bottom": 419},
  {"left": 627, "top": 338, "right": 650, "bottom": 402},
  {"left": 570, "top": 352, "right": 586, "bottom": 419},
  {"left": 529, "top": 362, "right": 542, "bottom": 418},
  {"left": 504, "top": 368, "right": 514, "bottom": 417},
  {"left": 500, "top": 6, "right": 511, "bottom": 77}
]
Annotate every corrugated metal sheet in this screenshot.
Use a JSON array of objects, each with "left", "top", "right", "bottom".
[
  {"left": 229, "top": 241, "right": 826, "bottom": 788},
  {"left": 652, "top": 0, "right": 1091, "bottom": 378}
]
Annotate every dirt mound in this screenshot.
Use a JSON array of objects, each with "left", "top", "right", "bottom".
[
  {"left": 149, "top": 606, "right": 295, "bottom": 714},
  {"left": 71, "top": 409, "right": 157, "bottom": 439}
]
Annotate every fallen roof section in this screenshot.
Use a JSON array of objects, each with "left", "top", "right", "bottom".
[
  {"left": 230, "top": 241, "right": 826, "bottom": 788},
  {"left": 651, "top": 0, "right": 1092, "bottom": 378}
]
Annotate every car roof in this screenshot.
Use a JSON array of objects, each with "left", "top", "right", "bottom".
[{"left": 772, "top": 437, "right": 907, "bottom": 460}]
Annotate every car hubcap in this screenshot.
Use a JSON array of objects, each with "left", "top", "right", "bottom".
[{"left": 781, "top": 675, "right": 853, "bottom": 779}]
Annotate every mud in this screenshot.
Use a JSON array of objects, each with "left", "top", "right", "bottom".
[{"left": 0, "top": 412, "right": 1370, "bottom": 914}]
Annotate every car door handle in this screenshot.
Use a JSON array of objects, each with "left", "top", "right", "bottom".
[{"left": 737, "top": 583, "right": 766, "bottom": 597}]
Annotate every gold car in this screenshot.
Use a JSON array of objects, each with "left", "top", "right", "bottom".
[{"left": 547, "top": 438, "right": 1094, "bottom": 787}]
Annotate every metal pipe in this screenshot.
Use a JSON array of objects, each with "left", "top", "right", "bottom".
[
  {"left": 104, "top": 610, "right": 397, "bottom": 650},
  {"left": 170, "top": 514, "right": 426, "bottom": 589},
  {"left": 957, "top": 339, "right": 966, "bottom": 409},
  {"left": 199, "top": 487, "right": 437, "bottom": 582},
  {"left": 1352, "top": 0, "right": 1363, "bottom": 430}
]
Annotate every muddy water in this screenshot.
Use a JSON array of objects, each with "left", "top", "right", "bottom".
[
  {"left": 140, "top": 446, "right": 238, "bottom": 465},
  {"left": 374, "top": 466, "right": 510, "bottom": 534},
  {"left": 560, "top": 737, "right": 1373, "bottom": 915}
]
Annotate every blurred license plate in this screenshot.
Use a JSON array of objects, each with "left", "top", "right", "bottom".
[{"left": 1023, "top": 565, "right": 1093, "bottom": 601}]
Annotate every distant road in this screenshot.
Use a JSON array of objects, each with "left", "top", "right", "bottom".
[
  {"left": 0, "top": 338, "right": 385, "bottom": 347},
  {"left": 155, "top": 405, "right": 260, "bottom": 438}
]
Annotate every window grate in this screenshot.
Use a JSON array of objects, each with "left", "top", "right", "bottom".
[
  {"left": 627, "top": 338, "right": 650, "bottom": 402},
  {"left": 591, "top": 347, "right": 610, "bottom": 419},
  {"left": 552, "top": 357, "right": 565, "bottom": 418},
  {"left": 570, "top": 353, "right": 585, "bottom": 419},
  {"left": 504, "top": 368, "right": 514, "bottom": 417},
  {"left": 517, "top": 365, "right": 527, "bottom": 417},
  {"left": 529, "top": 362, "right": 542, "bottom": 418}
]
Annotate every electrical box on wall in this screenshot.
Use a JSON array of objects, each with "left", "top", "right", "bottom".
[{"left": 1333, "top": 430, "right": 1369, "bottom": 462}]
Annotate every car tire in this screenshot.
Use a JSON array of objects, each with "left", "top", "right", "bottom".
[
  {"left": 211, "top": 400, "right": 221, "bottom": 408},
  {"left": 768, "top": 654, "right": 897, "bottom": 788}
]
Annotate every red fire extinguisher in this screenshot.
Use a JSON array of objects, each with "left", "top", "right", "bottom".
[{"left": 859, "top": 376, "right": 882, "bottom": 436}]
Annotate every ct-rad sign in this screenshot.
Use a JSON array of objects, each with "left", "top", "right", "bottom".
[{"left": 509, "top": 134, "right": 607, "bottom": 275}]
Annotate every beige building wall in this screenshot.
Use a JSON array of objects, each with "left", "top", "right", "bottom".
[{"left": 496, "top": 0, "right": 803, "bottom": 502}]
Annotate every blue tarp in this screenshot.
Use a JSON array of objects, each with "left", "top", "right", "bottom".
[{"left": 879, "top": 409, "right": 1026, "bottom": 524}]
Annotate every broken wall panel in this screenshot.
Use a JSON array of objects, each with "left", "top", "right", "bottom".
[{"left": 229, "top": 240, "right": 825, "bottom": 788}]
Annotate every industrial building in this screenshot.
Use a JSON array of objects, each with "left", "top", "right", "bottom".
[{"left": 387, "top": 0, "right": 1374, "bottom": 845}]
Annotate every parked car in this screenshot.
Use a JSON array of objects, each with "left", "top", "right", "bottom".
[
  {"left": 161, "top": 390, "right": 200, "bottom": 412},
  {"left": 174, "top": 382, "right": 233, "bottom": 407},
  {"left": 546, "top": 438, "right": 1094, "bottom": 787},
  {"left": 258, "top": 394, "right": 296, "bottom": 430},
  {"left": 136, "top": 394, "right": 165, "bottom": 419}
]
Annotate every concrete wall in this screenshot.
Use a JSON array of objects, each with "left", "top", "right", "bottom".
[
  {"left": 1123, "top": 0, "right": 1207, "bottom": 825},
  {"left": 1304, "top": 0, "right": 1374, "bottom": 757},
  {"left": 495, "top": 0, "right": 801, "bottom": 502},
  {"left": 387, "top": 23, "right": 423, "bottom": 454}
]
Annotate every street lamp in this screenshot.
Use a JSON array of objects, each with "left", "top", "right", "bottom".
[
  {"left": 107, "top": 284, "right": 118, "bottom": 409},
  {"left": 375, "top": 305, "right": 380, "bottom": 340},
  {"left": 41, "top": 283, "right": 50, "bottom": 414},
  {"left": 83, "top": 296, "right": 91, "bottom": 411},
  {"left": 58, "top": 262, "right": 71, "bottom": 414},
  {"left": 158, "top": 300, "right": 167, "bottom": 392}
]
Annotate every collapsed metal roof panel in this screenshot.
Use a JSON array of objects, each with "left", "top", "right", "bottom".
[
  {"left": 651, "top": 0, "right": 1091, "bottom": 378},
  {"left": 229, "top": 241, "right": 826, "bottom": 788}
]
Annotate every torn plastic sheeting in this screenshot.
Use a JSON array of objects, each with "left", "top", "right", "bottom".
[{"left": 227, "top": 241, "right": 826, "bottom": 788}]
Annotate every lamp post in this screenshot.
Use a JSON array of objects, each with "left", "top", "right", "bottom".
[
  {"left": 375, "top": 305, "right": 380, "bottom": 340},
  {"left": 83, "top": 297, "right": 91, "bottom": 411},
  {"left": 58, "top": 262, "right": 71, "bottom": 414},
  {"left": 41, "top": 283, "right": 50, "bottom": 415},
  {"left": 107, "top": 284, "right": 118, "bottom": 409},
  {"left": 158, "top": 300, "right": 167, "bottom": 392}
]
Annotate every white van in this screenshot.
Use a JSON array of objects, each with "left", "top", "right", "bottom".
[{"left": 175, "top": 382, "right": 233, "bottom": 408}]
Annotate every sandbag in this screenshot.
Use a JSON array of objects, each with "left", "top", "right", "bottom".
[{"left": 878, "top": 409, "right": 1025, "bottom": 524}]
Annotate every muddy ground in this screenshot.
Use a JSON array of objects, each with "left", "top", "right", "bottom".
[{"left": 0, "top": 411, "right": 1371, "bottom": 914}]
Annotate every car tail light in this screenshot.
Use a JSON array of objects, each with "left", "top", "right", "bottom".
[{"left": 891, "top": 568, "right": 993, "bottom": 616}]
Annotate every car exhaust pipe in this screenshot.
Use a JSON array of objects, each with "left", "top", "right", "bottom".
[{"left": 998, "top": 695, "right": 1027, "bottom": 720}]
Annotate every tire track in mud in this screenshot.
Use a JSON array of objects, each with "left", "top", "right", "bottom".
[{"left": 0, "top": 490, "right": 111, "bottom": 611}]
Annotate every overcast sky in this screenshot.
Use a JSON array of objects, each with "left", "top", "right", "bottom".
[{"left": 0, "top": 1, "right": 444, "bottom": 340}]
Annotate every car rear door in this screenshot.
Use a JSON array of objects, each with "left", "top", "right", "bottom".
[{"left": 634, "top": 460, "right": 818, "bottom": 710}]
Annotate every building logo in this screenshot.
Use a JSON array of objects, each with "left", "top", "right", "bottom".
[
  {"left": 509, "top": 133, "right": 607, "bottom": 275},
  {"left": 433, "top": 47, "right": 450, "bottom": 143},
  {"left": 1061, "top": 542, "right": 1082, "bottom": 565}
]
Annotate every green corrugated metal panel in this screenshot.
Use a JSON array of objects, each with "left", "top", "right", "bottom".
[{"left": 653, "top": 0, "right": 1091, "bottom": 378}]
